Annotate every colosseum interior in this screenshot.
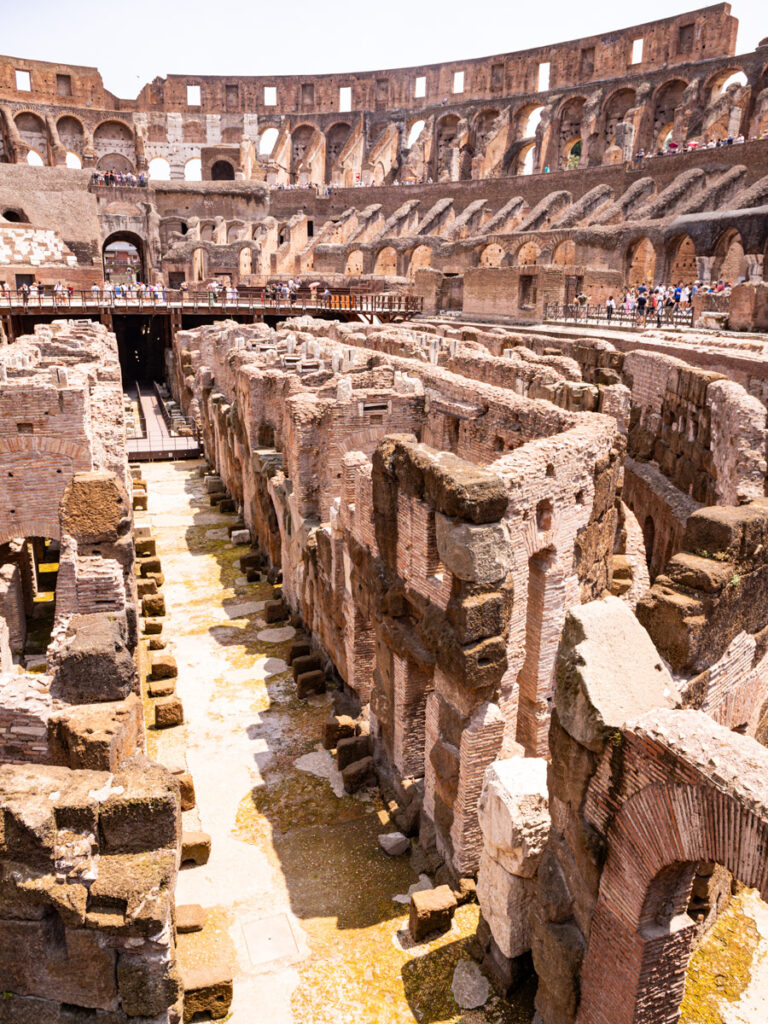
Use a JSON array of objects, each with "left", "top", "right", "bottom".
[{"left": 2, "top": 3, "right": 768, "bottom": 1022}]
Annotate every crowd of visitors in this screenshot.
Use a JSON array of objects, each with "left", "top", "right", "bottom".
[
  {"left": 90, "top": 170, "right": 148, "bottom": 188},
  {"left": 569, "top": 279, "right": 734, "bottom": 326}
]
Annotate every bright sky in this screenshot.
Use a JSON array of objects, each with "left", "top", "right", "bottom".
[{"left": 2, "top": 0, "right": 764, "bottom": 98}]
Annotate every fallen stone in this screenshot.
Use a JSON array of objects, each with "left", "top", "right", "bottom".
[
  {"left": 337, "top": 733, "right": 371, "bottom": 770},
  {"left": 231, "top": 529, "right": 251, "bottom": 545},
  {"left": 181, "top": 831, "right": 211, "bottom": 867},
  {"left": 176, "top": 904, "right": 205, "bottom": 933},
  {"left": 148, "top": 636, "right": 166, "bottom": 651},
  {"left": 342, "top": 755, "right": 376, "bottom": 793},
  {"left": 452, "top": 959, "right": 490, "bottom": 1009},
  {"left": 155, "top": 695, "right": 184, "bottom": 728},
  {"left": 378, "top": 831, "right": 410, "bottom": 856},
  {"left": 410, "top": 885, "right": 457, "bottom": 941}
]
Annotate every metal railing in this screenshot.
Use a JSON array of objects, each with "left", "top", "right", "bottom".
[
  {"left": 544, "top": 302, "right": 694, "bottom": 328},
  {"left": 0, "top": 289, "right": 422, "bottom": 318},
  {"left": 127, "top": 433, "right": 201, "bottom": 461}
]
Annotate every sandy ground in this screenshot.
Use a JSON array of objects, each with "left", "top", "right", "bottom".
[{"left": 137, "top": 460, "right": 534, "bottom": 1024}]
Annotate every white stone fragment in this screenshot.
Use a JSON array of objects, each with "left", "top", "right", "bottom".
[
  {"left": 451, "top": 959, "right": 490, "bottom": 1009},
  {"left": 378, "top": 831, "right": 410, "bottom": 856}
]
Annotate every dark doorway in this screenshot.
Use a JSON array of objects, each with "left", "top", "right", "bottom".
[
  {"left": 211, "top": 160, "right": 235, "bottom": 181},
  {"left": 113, "top": 316, "right": 167, "bottom": 386}
]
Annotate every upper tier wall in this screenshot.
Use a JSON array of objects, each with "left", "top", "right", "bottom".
[{"left": 0, "top": 5, "right": 737, "bottom": 114}]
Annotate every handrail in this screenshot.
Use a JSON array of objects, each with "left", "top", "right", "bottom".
[
  {"left": 543, "top": 302, "right": 694, "bottom": 328},
  {"left": 0, "top": 289, "right": 423, "bottom": 316}
]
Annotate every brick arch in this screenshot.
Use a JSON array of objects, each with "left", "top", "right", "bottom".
[
  {"left": 577, "top": 781, "right": 768, "bottom": 1024},
  {"left": 0, "top": 519, "right": 60, "bottom": 548}
]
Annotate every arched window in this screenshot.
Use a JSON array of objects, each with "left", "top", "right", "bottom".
[
  {"left": 148, "top": 157, "right": 171, "bottom": 181},
  {"left": 184, "top": 158, "right": 202, "bottom": 181},
  {"left": 210, "top": 160, "right": 235, "bottom": 181},
  {"left": 65, "top": 151, "right": 82, "bottom": 169},
  {"left": 26, "top": 150, "right": 44, "bottom": 166},
  {"left": 259, "top": 128, "right": 279, "bottom": 156},
  {"left": 407, "top": 120, "right": 425, "bottom": 149}
]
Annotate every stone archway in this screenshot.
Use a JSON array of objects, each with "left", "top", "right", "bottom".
[
  {"left": 408, "top": 245, "right": 432, "bottom": 277},
  {"left": 373, "top": 247, "right": 398, "bottom": 277},
  {"left": 626, "top": 237, "right": 656, "bottom": 287}
]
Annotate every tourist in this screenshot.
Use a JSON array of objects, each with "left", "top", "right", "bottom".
[{"left": 606, "top": 295, "right": 615, "bottom": 321}]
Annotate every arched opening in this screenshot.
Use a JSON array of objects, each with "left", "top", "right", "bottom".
[
  {"left": 558, "top": 97, "right": 585, "bottom": 166},
  {"left": 373, "top": 247, "right": 398, "bottom": 277},
  {"left": 603, "top": 88, "right": 636, "bottom": 145},
  {"left": 239, "top": 247, "right": 252, "bottom": 277},
  {"left": 102, "top": 231, "right": 145, "bottom": 284},
  {"left": 519, "top": 142, "right": 536, "bottom": 176},
  {"left": 709, "top": 68, "right": 748, "bottom": 102},
  {"left": 434, "top": 114, "right": 460, "bottom": 179},
  {"left": 563, "top": 138, "right": 582, "bottom": 170},
  {"left": 192, "top": 246, "right": 207, "bottom": 282},
  {"left": 408, "top": 245, "right": 432, "bottom": 277},
  {"left": 713, "top": 228, "right": 746, "bottom": 283},
  {"left": 227, "top": 223, "right": 245, "bottom": 243},
  {"left": 259, "top": 128, "right": 279, "bottom": 157},
  {"left": 148, "top": 157, "right": 171, "bottom": 181},
  {"left": 184, "top": 157, "right": 202, "bottom": 181},
  {"left": 326, "top": 122, "right": 351, "bottom": 179},
  {"left": 15, "top": 112, "right": 47, "bottom": 163},
  {"left": 211, "top": 159, "right": 235, "bottom": 181},
  {"left": 57, "top": 115, "right": 85, "bottom": 159},
  {"left": 474, "top": 108, "right": 500, "bottom": 152},
  {"left": 653, "top": 80, "right": 687, "bottom": 149},
  {"left": 667, "top": 233, "right": 697, "bottom": 282},
  {"left": 26, "top": 150, "right": 44, "bottom": 167},
  {"left": 521, "top": 105, "right": 545, "bottom": 139},
  {"left": 626, "top": 237, "right": 656, "bottom": 287},
  {"left": 65, "top": 151, "right": 82, "bottom": 169},
  {"left": 97, "top": 153, "right": 135, "bottom": 173},
  {"left": 93, "top": 120, "right": 134, "bottom": 167},
  {"left": 516, "top": 241, "right": 541, "bottom": 266},
  {"left": 552, "top": 240, "right": 576, "bottom": 265},
  {"left": 2, "top": 208, "right": 28, "bottom": 223},
  {"left": 407, "top": 120, "right": 425, "bottom": 149},
  {"left": 480, "top": 243, "right": 505, "bottom": 268},
  {"left": 345, "top": 250, "right": 364, "bottom": 275},
  {"left": 290, "top": 125, "right": 315, "bottom": 180}
]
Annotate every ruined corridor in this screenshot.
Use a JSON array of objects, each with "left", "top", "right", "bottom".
[{"left": 137, "top": 459, "right": 533, "bottom": 1024}]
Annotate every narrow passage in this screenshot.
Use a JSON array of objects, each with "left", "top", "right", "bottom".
[{"left": 137, "top": 459, "right": 533, "bottom": 1024}]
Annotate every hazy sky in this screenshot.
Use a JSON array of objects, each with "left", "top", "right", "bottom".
[{"left": 2, "top": 0, "right": 764, "bottom": 98}]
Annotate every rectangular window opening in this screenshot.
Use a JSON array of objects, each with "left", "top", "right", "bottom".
[
  {"left": 537, "top": 62, "right": 550, "bottom": 92},
  {"left": 264, "top": 85, "right": 277, "bottom": 106},
  {"left": 631, "top": 38, "right": 644, "bottom": 65},
  {"left": 15, "top": 69, "right": 31, "bottom": 91},
  {"left": 226, "top": 84, "right": 238, "bottom": 109},
  {"left": 491, "top": 63, "right": 504, "bottom": 91},
  {"left": 187, "top": 84, "right": 201, "bottom": 106},
  {"left": 678, "top": 24, "right": 695, "bottom": 54},
  {"left": 453, "top": 70, "right": 465, "bottom": 94},
  {"left": 56, "top": 74, "right": 72, "bottom": 97},
  {"left": 414, "top": 75, "right": 426, "bottom": 98},
  {"left": 301, "top": 83, "right": 314, "bottom": 108},
  {"left": 339, "top": 86, "right": 352, "bottom": 112}
]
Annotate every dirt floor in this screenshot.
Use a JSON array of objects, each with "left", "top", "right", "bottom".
[{"left": 137, "top": 460, "right": 535, "bottom": 1024}]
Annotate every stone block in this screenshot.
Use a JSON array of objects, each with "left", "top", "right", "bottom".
[
  {"left": 231, "top": 529, "right": 251, "bottom": 545},
  {"left": 477, "top": 758, "right": 549, "bottom": 878},
  {"left": 149, "top": 636, "right": 166, "bottom": 651},
  {"left": 436, "top": 513, "right": 513, "bottom": 583},
  {"left": 177, "top": 771, "right": 196, "bottom": 811},
  {"left": 155, "top": 695, "right": 184, "bottom": 729},
  {"left": 148, "top": 678, "right": 176, "bottom": 698},
  {"left": 181, "top": 831, "right": 212, "bottom": 866},
  {"left": 555, "top": 596, "right": 676, "bottom": 752},
  {"left": 378, "top": 831, "right": 410, "bottom": 856},
  {"left": 143, "top": 617, "right": 163, "bottom": 635},
  {"left": 203, "top": 475, "right": 223, "bottom": 493},
  {"left": 292, "top": 653, "right": 322, "bottom": 679},
  {"left": 297, "top": 669, "right": 326, "bottom": 698},
  {"left": 117, "top": 952, "right": 181, "bottom": 1017},
  {"left": 135, "top": 537, "right": 157, "bottom": 557},
  {"left": 288, "top": 641, "right": 312, "bottom": 664},
  {"left": 142, "top": 594, "right": 167, "bottom": 618},
  {"left": 51, "top": 613, "right": 136, "bottom": 704},
  {"left": 341, "top": 755, "right": 376, "bottom": 793},
  {"left": 322, "top": 714, "right": 356, "bottom": 749},
  {"left": 139, "top": 556, "right": 162, "bottom": 576},
  {"left": 176, "top": 904, "right": 205, "bottom": 933},
  {"left": 137, "top": 577, "right": 158, "bottom": 597},
  {"left": 337, "top": 733, "right": 371, "bottom": 770},
  {"left": 133, "top": 493, "right": 148, "bottom": 511},
  {"left": 265, "top": 599, "right": 287, "bottom": 623},
  {"left": 219, "top": 498, "right": 236, "bottom": 513},
  {"left": 182, "top": 965, "right": 233, "bottom": 1021},
  {"left": 150, "top": 654, "right": 178, "bottom": 680},
  {"left": 100, "top": 756, "right": 181, "bottom": 853},
  {"left": 409, "top": 885, "right": 457, "bottom": 941}
]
